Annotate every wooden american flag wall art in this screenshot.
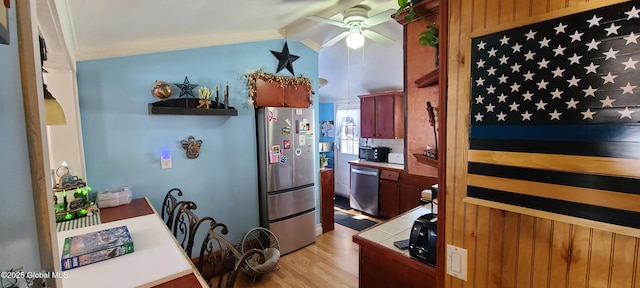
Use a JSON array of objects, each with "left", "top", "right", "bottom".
[{"left": 467, "top": 1, "right": 640, "bottom": 231}]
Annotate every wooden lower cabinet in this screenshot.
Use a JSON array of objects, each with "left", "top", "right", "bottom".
[
  {"left": 354, "top": 236, "right": 436, "bottom": 288},
  {"left": 320, "top": 168, "right": 334, "bottom": 233},
  {"left": 378, "top": 168, "right": 437, "bottom": 219}
]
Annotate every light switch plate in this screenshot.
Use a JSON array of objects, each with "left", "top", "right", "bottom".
[
  {"left": 161, "top": 155, "right": 172, "bottom": 169},
  {"left": 446, "top": 244, "right": 467, "bottom": 281}
]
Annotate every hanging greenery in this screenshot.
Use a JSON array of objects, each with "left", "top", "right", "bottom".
[{"left": 244, "top": 68, "right": 315, "bottom": 107}]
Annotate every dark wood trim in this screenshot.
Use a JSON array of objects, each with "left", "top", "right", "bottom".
[
  {"left": 16, "top": 1, "right": 58, "bottom": 285},
  {"left": 413, "top": 153, "right": 439, "bottom": 168},
  {"left": 435, "top": 1, "right": 448, "bottom": 287},
  {"left": 395, "top": 0, "right": 441, "bottom": 25},
  {"left": 415, "top": 67, "right": 440, "bottom": 87},
  {"left": 152, "top": 273, "right": 202, "bottom": 288}
]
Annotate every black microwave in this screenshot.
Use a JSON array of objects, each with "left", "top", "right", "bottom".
[{"left": 358, "top": 146, "right": 390, "bottom": 162}]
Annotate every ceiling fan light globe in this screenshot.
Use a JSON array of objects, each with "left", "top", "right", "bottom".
[{"left": 346, "top": 33, "right": 365, "bottom": 49}]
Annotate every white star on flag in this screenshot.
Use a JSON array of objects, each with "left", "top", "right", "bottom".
[
  {"left": 521, "top": 111, "right": 533, "bottom": 121},
  {"left": 604, "top": 23, "right": 621, "bottom": 36},
  {"left": 622, "top": 57, "right": 638, "bottom": 70},
  {"left": 587, "top": 15, "right": 602, "bottom": 27},
  {"left": 477, "top": 41, "right": 486, "bottom": 50},
  {"left": 551, "top": 89, "right": 563, "bottom": 99},
  {"left": 624, "top": 32, "right": 639, "bottom": 45},
  {"left": 549, "top": 110, "right": 562, "bottom": 120},
  {"left": 584, "top": 62, "right": 599, "bottom": 74},
  {"left": 525, "top": 29, "right": 537, "bottom": 40},
  {"left": 552, "top": 67, "right": 565, "bottom": 78},
  {"left": 618, "top": 107, "right": 635, "bottom": 119},
  {"left": 500, "top": 35, "right": 510, "bottom": 45},
  {"left": 474, "top": 112, "right": 484, "bottom": 122},
  {"left": 601, "top": 73, "right": 617, "bottom": 84},
  {"left": 554, "top": 23, "right": 567, "bottom": 34},
  {"left": 566, "top": 98, "right": 579, "bottom": 109},
  {"left": 586, "top": 39, "right": 601, "bottom": 51},
  {"left": 539, "top": 37, "right": 551, "bottom": 48},
  {"left": 496, "top": 112, "right": 507, "bottom": 121},
  {"left": 621, "top": 82, "right": 637, "bottom": 94},
  {"left": 603, "top": 48, "right": 619, "bottom": 60},
  {"left": 625, "top": 6, "right": 640, "bottom": 19},
  {"left": 583, "top": 86, "right": 598, "bottom": 97},
  {"left": 569, "top": 31, "right": 584, "bottom": 42},
  {"left": 581, "top": 108, "right": 595, "bottom": 120},
  {"left": 600, "top": 96, "right": 616, "bottom": 107}
]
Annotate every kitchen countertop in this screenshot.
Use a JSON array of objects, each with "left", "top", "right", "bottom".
[
  {"left": 355, "top": 202, "right": 437, "bottom": 256},
  {"left": 349, "top": 159, "right": 404, "bottom": 171}
]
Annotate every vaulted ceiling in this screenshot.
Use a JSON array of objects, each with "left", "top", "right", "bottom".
[{"left": 37, "top": 0, "right": 403, "bottom": 102}]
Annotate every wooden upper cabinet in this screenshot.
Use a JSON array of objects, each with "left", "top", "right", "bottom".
[
  {"left": 359, "top": 91, "right": 404, "bottom": 139},
  {"left": 254, "top": 78, "right": 311, "bottom": 108}
]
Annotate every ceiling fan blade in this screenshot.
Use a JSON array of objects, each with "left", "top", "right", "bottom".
[
  {"left": 306, "top": 16, "right": 348, "bottom": 28},
  {"left": 363, "top": 9, "right": 395, "bottom": 27},
  {"left": 322, "top": 31, "right": 350, "bottom": 47},
  {"left": 362, "top": 30, "right": 395, "bottom": 46}
]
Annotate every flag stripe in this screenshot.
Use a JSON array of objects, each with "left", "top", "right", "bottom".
[
  {"left": 468, "top": 162, "right": 639, "bottom": 194},
  {"left": 469, "top": 138, "right": 640, "bottom": 159},
  {"left": 468, "top": 150, "right": 640, "bottom": 178},
  {"left": 468, "top": 174, "right": 640, "bottom": 212},
  {"left": 467, "top": 186, "right": 640, "bottom": 229},
  {"left": 469, "top": 125, "right": 640, "bottom": 142}
]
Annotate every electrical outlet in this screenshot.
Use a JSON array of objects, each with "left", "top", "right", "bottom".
[
  {"left": 446, "top": 244, "right": 467, "bottom": 281},
  {"left": 161, "top": 155, "right": 172, "bottom": 169}
]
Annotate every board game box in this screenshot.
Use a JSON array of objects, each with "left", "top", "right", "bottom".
[{"left": 61, "top": 225, "right": 134, "bottom": 271}]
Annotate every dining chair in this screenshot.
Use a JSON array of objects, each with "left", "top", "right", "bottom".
[
  {"left": 195, "top": 222, "right": 264, "bottom": 288},
  {"left": 161, "top": 188, "right": 185, "bottom": 229},
  {"left": 172, "top": 201, "right": 199, "bottom": 258}
]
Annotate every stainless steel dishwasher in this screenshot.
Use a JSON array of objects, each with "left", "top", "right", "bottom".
[{"left": 350, "top": 166, "right": 380, "bottom": 216}]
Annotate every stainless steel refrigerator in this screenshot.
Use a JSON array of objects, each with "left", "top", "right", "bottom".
[{"left": 256, "top": 107, "right": 316, "bottom": 255}]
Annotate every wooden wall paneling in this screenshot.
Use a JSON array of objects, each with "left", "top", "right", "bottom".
[
  {"left": 588, "top": 229, "right": 614, "bottom": 288},
  {"left": 484, "top": 0, "right": 500, "bottom": 30},
  {"left": 473, "top": 206, "right": 491, "bottom": 288},
  {"left": 610, "top": 234, "right": 636, "bottom": 288},
  {"left": 471, "top": 0, "right": 486, "bottom": 30},
  {"left": 566, "top": 225, "right": 590, "bottom": 287},
  {"left": 462, "top": 203, "right": 476, "bottom": 288},
  {"left": 635, "top": 239, "right": 640, "bottom": 288},
  {"left": 515, "top": 214, "right": 534, "bottom": 288},
  {"left": 531, "top": 218, "right": 553, "bottom": 288},
  {"left": 548, "top": 221, "right": 571, "bottom": 288},
  {"left": 498, "top": 0, "right": 516, "bottom": 24},
  {"left": 531, "top": 0, "right": 549, "bottom": 15},
  {"left": 487, "top": 209, "right": 505, "bottom": 287},
  {"left": 515, "top": 0, "right": 532, "bottom": 19},
  {"left": 549, "top": 0, "right": 568, "bottom": 11},
  {"left": 501, "top": 212, "right": 519, "bottom": 288}
]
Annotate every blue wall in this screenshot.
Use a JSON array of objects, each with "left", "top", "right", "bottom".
[
  {"left": 0, "top": 0, "right": 42, "bottom": 276},
  {"left": 77, "top": 40, "right": 319, "bottom": 247},
  {"left": 319, "top": 102, "right": 334, "bottom": 167}
]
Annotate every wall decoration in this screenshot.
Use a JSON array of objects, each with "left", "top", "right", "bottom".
[
  {"left": 151, "top": 80, "right": 173, "bottom": 99},
  {"left": 467, "top": 1, "right": 640, "bottom": 230},
  {"left": 321, "top": 121, "right": 334, "bottom": 137},
  {"left": 175, "top": 76, "right": 198, "bottom": 98},
  {"left": 197, "top": 86, "right": 212, "bottom": 108},
  {"left": 244, "top": 68, "right": 314, "bottom": 108},
  {"left": 180, "top": 136, "right": 202, "bottom": 159},
  {"left": 270, "top": 42, "right": 299, "bottom": 75},
  {"left": 0, "top": 0, "right": 8, "bottom": 45}
]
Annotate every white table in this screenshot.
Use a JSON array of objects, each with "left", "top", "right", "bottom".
[{"left": 57, "top": 213, "right": 193, "bottom": 288}]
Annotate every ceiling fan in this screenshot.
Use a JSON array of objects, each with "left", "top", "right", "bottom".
[{"left": 307, "top": 5, "right": 395, "bottom": 49}]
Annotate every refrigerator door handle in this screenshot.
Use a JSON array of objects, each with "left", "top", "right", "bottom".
[
  {"left": 295, "top": 120, "right": 300, "bottom": 134},
  {"left": 351, "top": 168, "right": 378, "bottom": 177}
]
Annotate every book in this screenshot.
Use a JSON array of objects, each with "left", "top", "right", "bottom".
[{"left": 61, "top": 225, "right": 134, "bottom": 271}]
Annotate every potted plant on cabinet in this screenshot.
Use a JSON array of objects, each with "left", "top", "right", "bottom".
[{"left": 320, "top": 154, "right": 328, "bottom": 169}]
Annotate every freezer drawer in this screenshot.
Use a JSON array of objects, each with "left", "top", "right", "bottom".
[
  {"left": 267, "top": 185, "right": 315, "bottom": 221},
  {"left": 269, "top": 210, "right": 316, "bottom": 255}
]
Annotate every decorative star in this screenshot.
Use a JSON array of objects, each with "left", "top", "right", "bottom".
[
  {"left": 554, "top": 23, "right": 567, "bottom": 34},
  {"left": 498, "top": 74, "right": 509, "bottom": 84},
  {"left": 581, "top": 108, "right": 596, "bottom": 120},
  {"left": 622, "top": 57, "right": 638, "bottom": 70},
  {"left": 512, "top": 43, "right": 522, "bottom": 53},
  {"left": 604, "top": 23, "right": 621, "bottom": 36},
  {"left": 538, "top": 37, "right": 551, "bottom": 48},
  {"left": 584, "top": 62, "right": 599, "bottom": 74},
  {"left": 499, "top": 35, "right": 510, "bottom": 45},
  {"left": 486, "top": 103, "right": 496, "bottom": 112},
  {"left": 583, "top": 86, "right": 598, "bottom": 97},
  {"left": 587, "top": 15, "right": 602, "bottom": 27},
  {"left": 522, "top": 91, "right": 534, "bottom": 101},
  {"left": 565, "top": 98, "right": 579, "bottom": 109},
  {"left": 569, "top": 31, "right": 583, "bottom": 42},
  {"left": 567, "top": 76, "right": 580, "bottom": 87},
  {"left": 475, "top": 95, "right": 485, "bottom": 104},
  {"left": 248, "top": 98, "right": 255, "bottom": 106},
  {"left": 521, "top": 111, "right": 533, "bottom": 121},
  {"left": 625, "top": 6, "right": 640, "bottom": 19},
  {"left": 618, "top": 107, "right": 635, "bottom": 119},
  {"left": 474, "top": 112, "right": 484, "bottom": 122},
  {"left": 600, "top": 96, "right": 616, "bottom": 108},
  {"left": 488, "top": 48, "right": 498, "bottom": 57},
  {"left": 270, "top": 42, "right": 299, "bottom": 75},
  {"left": 603, "top": 48, "right": 619, "bottom": 60},
  {"left": 509, "top": 101, "right": 520, "bottom": 111},
  {"left": 175, "top": 77, "right": 199, "bottom": 98},
  {"left": 624, "top": 32, "right": 639, "bottom": 45},
  {"left": 511, "top": 63, "right": 522, "bottom": 72},
  {"left": 510, "top": 82, "right": 521, "bottom": 92},
  {"left": 537, "top": 79, "right": 549, "bottom": 90},
  {"left": 487, "top": 85, "right": 496, "bottom": 94},
  {"left": 568, "top": 53, "right": 582, "bottom": 65},
  {"left": 497, "top": 94, "right": 508, "bottom": 103},
  {"left": 523, "top": 71, "right": 535, "bottom": 81},
  {"left": 477, "top": 41, "right": 486, "bottom": 50},
  {"left": 601, "top": 73, "right": 618, "bottom": 84},
  {"left": 538, "top": 58, "right": 550, "bottom": 68},
  {"left": 553, "top": 45, "right": 566, "bottom": 56},
  {"left": 535, "top": 100, "right": 548, "bottom": 110},
  {"left": 496, "top": 112, "right": 507, "bottom": 121},
  {"left": 499, "top": 55, "right": 510, "bottom": 65},
  {"left": 525, "top": 29, "right": 537, "bottom": 40},
  {"left": 621, "top": 82, "right": 637, "bottom": 94},
  {"left": 549, "top": 109, "right": 562, "bottom": 120},
  {"left": 476, "top": 77, "right": 485, "bottom": 86},
  {"left": 585, "top": 39, "right": 601, "bottom": 51},
  {"left": 487, "top": 66, "right": 497, "bottom": 75},
  {"left": 476, "top": 59, "right": 486, "bottom": 68},
  {"left": 550, "top": 89, "right": 563, "bottom": 99},
  {"left": 552, "top": 67, "right": 565, "bottom": 78},
  {"left": 524, "top": 51, "right": 536, "bottom": 61}
]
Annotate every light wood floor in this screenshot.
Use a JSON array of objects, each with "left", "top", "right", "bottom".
[
  {"left": 229, "top": 207, "right": 389, "bottom": 288},
  {"left": 232, "top": 223, "right": 360, "bottom": 288}
]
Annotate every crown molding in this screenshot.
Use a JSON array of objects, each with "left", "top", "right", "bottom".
[{"left": 74, "top": 31, "right": 283, "bottom": 61}]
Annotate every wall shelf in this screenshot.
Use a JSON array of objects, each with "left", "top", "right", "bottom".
[
  {"left": 148, "top": 99, "right": 238, "bottom": 116},
  {"left": 415, "top": 67, "right": 439, "bottom": 88},
  {"left": 413, "top": 153, "right": 438, "bottom": 168}
]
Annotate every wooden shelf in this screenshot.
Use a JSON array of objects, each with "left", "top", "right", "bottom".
[
  {"left": 415, "top": 67, "right": 439, "bottom": 88},
  {"left": 394, "top": 0, "right": 440, "bottom": 25},
  {"left": 413, "top": 153, "right": 438, "bottom": 168},
  {"left": 148, "top": 99, "right": 238, "bottom": 116}
]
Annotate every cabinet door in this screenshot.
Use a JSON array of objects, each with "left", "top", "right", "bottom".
[
  {"left": 379, "top": 179, "right": 400, "bottom": 218},
  {"left": 399, "top": 183, "right": 423, "bottom": 213},
  {"left": 374, "top": 94, "right": 395, "bottom": 138},
  {"left": 255, "top": 79, "right": 284, "bottom": 107},
  {"left": 360, "top": 97, "right": 376, "bottom": 138},
  {"left": 283, "top": 85, "right": 309, "bottom": 108}
]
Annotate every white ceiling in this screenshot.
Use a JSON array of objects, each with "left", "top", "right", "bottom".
[{"left": 38, "top": 0, "right": 404, "bottom": 102}]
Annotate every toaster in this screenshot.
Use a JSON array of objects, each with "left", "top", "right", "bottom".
[{"left": 409, "top": 213, "right": 437, "bottom": 266}]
